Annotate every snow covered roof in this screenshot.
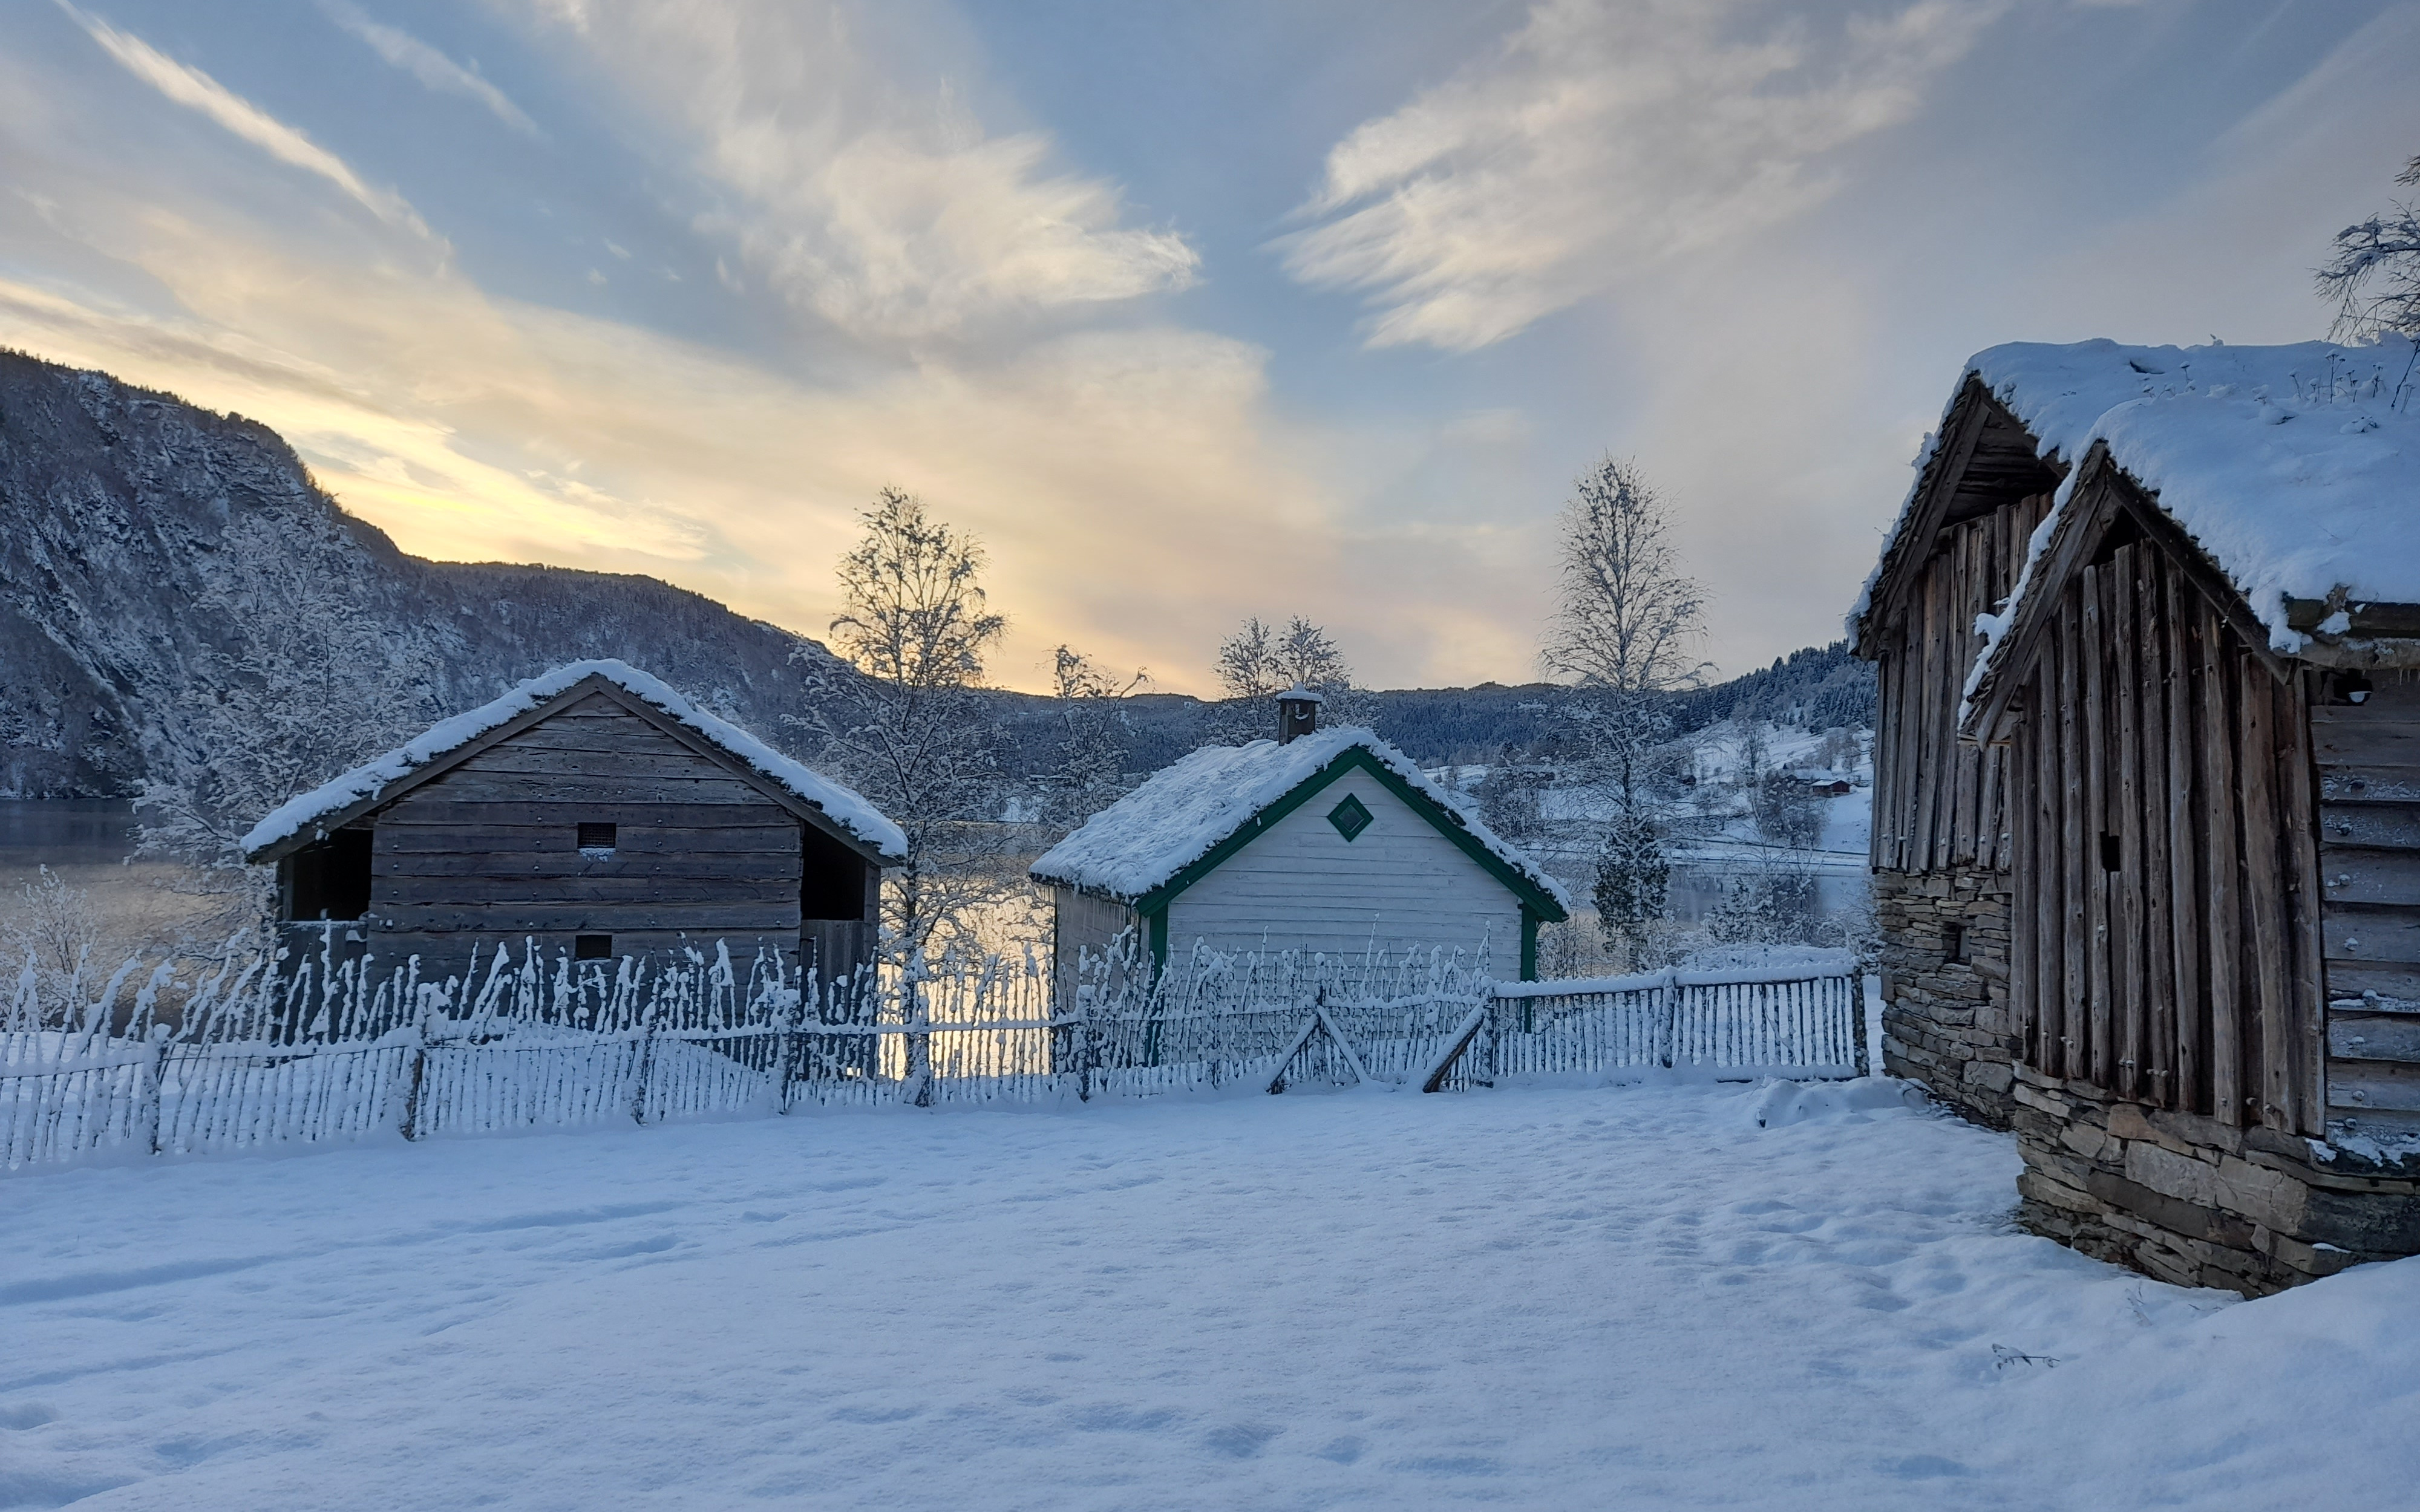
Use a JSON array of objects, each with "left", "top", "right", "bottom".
[
  {"left": 1030, "top": 726, "right": 1571, "bottom": 914},
  {"left": 1852, "top": 336, "right": 2420, "bottom": 720},
  {"left": 241, "top": 660, "right": 906, "bottom": 863}
]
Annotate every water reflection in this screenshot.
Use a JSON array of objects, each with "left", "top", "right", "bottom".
[{"left": 0, "top": 798, "right": 137, "bottom": 867}]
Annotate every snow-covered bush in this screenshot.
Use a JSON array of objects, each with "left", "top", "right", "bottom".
[{"left": 1, "top": 867, "right": 102, "bottom": 1017}]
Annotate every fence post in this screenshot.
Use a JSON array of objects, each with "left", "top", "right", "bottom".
[
  {"left": 774, "top": 985, "right": 802, "bottom": 1116},
  {"left": 630, "top": 1002, "right": 659, "bottom": 1126},
  {"left": 401, "top": 1010, "right": 431, "bottom": 1142},
  {"left": 1072, "top": 989, "right": 1096, "bottom": 1104},
  {"left": 143, "top": 1025, "right": 170, "bottom": 1156},
  {"left": 1658, "top": 980, "right": 1676, "bottom": 1070},
  {"left": 1850, "top": 975, "right": 1871, "bottom": 1078}
]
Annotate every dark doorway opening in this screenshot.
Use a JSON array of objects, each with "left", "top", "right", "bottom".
[{"left": 285, "top": 830, "right": 373, "bottom": 921}]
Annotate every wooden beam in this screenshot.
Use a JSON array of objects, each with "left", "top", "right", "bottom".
[
  {"left": 1954, "top": 521, "right": 1984, "bottom": 867},
  {"left": 2136, "top": 550, "right": 2175, "bottom": 1108},
  {"left": 2035, "top": 664, "right": 2063, "bottom": 1075},
  {"left": 2164, "top": 558, "right": 2203, "bottom": 1115},
  {"left": 2082, "top": 563, "right": 2114, "bottom": 1088},
  {"left": 2114, "top": 547, "right": 2147, "bottom": 1101},
  {"left": 2060, "top": 590, "right": 2088, "bottom": 1083},
  {"left": 2280, "top": 669, "right": 2329, "bottom": 1133},
  {"left": 2239, "top": 655, "right": 2295, "bottom": 1131},
  {"left": 2202, "top": 605, "right": 2245, "bottom": 1126},
  {"left": 2011, "top": 706, "right": 2039, "bottom": 1064},
  {"left": 1912, "top": 559, "right": 1942, "bottom": 871}
]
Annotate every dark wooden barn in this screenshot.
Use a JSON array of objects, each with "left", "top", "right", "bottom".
[
  {"left": 1855, "top": 336, "right": 2420, "bottom": 1294},
  {"left": 242, "top": 660, "right": 904, "bottom": 989}
]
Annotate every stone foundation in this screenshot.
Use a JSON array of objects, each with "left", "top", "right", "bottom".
[
  {"left": 2011, "top": 1066, "right": 2420, "bottom": 1295},
  {"left": 1874, "top": 869, "right": 2015, "bottom": 1129}
]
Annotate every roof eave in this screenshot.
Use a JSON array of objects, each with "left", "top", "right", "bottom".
[{"left": 1958, "top": 447, "right": 2304, "bottom": 745}]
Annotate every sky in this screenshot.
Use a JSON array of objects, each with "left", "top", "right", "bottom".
[{"left": 1, "top": 1, "right": 2415, "bottom": 697}]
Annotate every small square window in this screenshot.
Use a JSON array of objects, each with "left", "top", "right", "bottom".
[
  {"left": 574, "top": 933, "right": 613, "bottom": 960},
  {"left": 577, "top": 821, "right": 618, "bottom": 850},
  {"left": 1327, "top": 793, "right": 1373, "bottom": 842}
]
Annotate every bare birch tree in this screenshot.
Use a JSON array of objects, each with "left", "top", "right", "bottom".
[
  {"left": 2318, "top": 154, "right": 2420, "bottom": 343},
  {"left": 1541, "top": 458, "right": 1709, "bottom": 967},
  {"left": 1209, "top": 614, "right": 1367, "bottom": 740},
  {"left": 1042, "top": 644, "right": 1144, "bottom": 830},
  {"left": 796, "top": 488, "right": 1007, "bottom": 964}
]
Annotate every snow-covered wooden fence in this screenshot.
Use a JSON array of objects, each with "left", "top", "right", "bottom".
[
  {"left": 1427, "top": 959, "right": 1867, "bottom": 1092},
  {"left": 4, "top": 936, "right": 1863, "bottom": 1170}
]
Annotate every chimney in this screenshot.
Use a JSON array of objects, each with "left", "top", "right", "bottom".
[{"left": 1277, "top": 682, "right": 1323, "bottom": 744}]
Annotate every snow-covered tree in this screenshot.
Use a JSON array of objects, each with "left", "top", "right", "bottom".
[
  {"left": 1542, "top": 458, "right": 1708, "bottom": 966},
  {"left": 1215, "top": 615, "right": 1351, "bottom": 697},
  {"left": 2, "top": 866, "right": 102, "bottom": 1018},
  {"left": 1733, "top": 714, "right": 1768, "bottom": 787},
  {"left": 1753, "top": 770, "right": 1826, "bottom": 851},
  {"left": 1041, "top": 644, "right": 1143, "bottom": 831},
  {"left": 1476, "top": 759, "right": 1548, "bottom": 845},
  {"left": 796, "top": 489, "right": 1007, "bottom": 963},
  {"left": 1591, "top": 810, "right": 1669, "bottom": 965},
  {"left": 1543, "top": 459, "right": 1709, "bottom": 696},
  {"left": 1208, "top": 614, "right": 1369, "bottom": 740},
  {"left": 134, "top": 513, "right": 442, "bottom": 928},
  {"left": 2318, "top": 154, "right": 2420, "bottom": 342}
]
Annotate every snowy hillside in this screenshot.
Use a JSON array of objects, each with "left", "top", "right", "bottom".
[{"left": 0, "top": 352, "right": 840, "bottom": 798}]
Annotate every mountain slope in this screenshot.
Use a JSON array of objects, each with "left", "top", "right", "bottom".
[{"left": 0, "top": 350, "right": 832, "bottom": 798}]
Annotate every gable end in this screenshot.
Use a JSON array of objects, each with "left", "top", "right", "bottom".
[
  {"left": 1857, "top": 377, "right": 2065, "bottom": 658},
  {"left": 247, "top": 674, "right": 891, "bottom": 867},
  {"left": 1131, "top": 746, "right": 1568, "bottom": 924}
]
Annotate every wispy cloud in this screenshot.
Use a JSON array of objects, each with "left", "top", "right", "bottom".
[
  {"left": 525, "top": 1, "right": 1197, "bottom": 342},
  {"left": 1278, "top": 0, "right": 2000, "bottom": 351},
  {"left": 57, "top": 0, "right": 430, "bottom": 236},
  {"left": 317, "top": 0, "right": 542, "bottom": 137}
]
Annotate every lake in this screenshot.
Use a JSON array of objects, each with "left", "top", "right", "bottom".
[{"left": 0, "top": 798, "right": 139, "bottom": 878}]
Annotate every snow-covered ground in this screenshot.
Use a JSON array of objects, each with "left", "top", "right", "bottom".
[{"left": 5, "top": 1083, "right": 2415, "bottom": 1510}]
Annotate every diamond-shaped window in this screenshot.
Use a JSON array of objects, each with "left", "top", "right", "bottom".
[{"left": 1326, "top": 793, "right": 1373, "bottom": 842}]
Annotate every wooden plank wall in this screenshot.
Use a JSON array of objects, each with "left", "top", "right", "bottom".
[
  {"left": 368, "top": 692, "right": 822, "bottom": 962},
  {"left": 2006, "top": 542, "right": 2326, "bottom": 1135},
  {"left": 1872, "top": 492, "right": 2055, "bottom": 875},
  {"left": 2314, "top": 672, "right": 2420, "bottom": 1127}
]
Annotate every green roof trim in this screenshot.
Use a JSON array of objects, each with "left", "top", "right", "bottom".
[{"left": 1129, "top": 745, "right": 1569, "bottom": 925}]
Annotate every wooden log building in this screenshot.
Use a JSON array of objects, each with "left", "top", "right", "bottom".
[
  {"left": 1854, "top": 336, "right": 2420, "bottom": 1294},
  {"left": 241, "top": 660, "right": 904, "bottom": 988}
]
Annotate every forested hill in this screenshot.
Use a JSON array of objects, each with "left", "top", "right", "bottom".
[
  {"left": 973, "top": 644, "right": 1876, "bottom": 775},
  {"left": 0, "top": 350, "right": 832, "bottom": 797}
]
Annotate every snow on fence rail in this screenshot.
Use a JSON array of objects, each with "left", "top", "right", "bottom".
[{"left": 4, "top": 936, "right": 1863, "bottom": 1170}]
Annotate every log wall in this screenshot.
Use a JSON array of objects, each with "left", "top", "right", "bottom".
[
  {"left": 360, "top": 692, "right": 868, "bottom": 976},
  {"left": 1871, "top": 492, "right": 2054, "bottom": 876},
  {"left": 2315, "top": 671, "right": 2420, "bottom": 1135},
  {"left": 1996, "top": 545, "right": 2420, "bottom": 1295},
  {"left": 2003, "top": 543, "right": 2323, "bottom": 1133},
  {"left": 1869, "top": 492, "right": 2052, "bottom": 1125}
]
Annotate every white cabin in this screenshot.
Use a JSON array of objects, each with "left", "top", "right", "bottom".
[{"left": 1031, "top": 695, "right": 1569, "bottom": 983}]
